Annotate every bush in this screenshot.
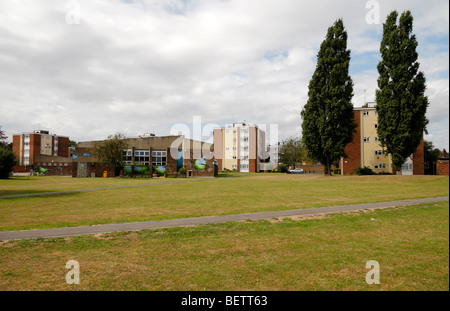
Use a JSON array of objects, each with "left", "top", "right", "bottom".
[
  {"left": 178, "top": 167, "right": 186, "bottom": 175},
  {"left": 276, "top": 164, "right": 288, "bottom": 173},
  {"left": 377, "top": 171, "right": 392, "bottom": 175},
  {"left": 0, "top": 147, "right": 17, "bottom": 179},
  {"left": 356, "top": 166, "right": 376, "bottom": 175}
]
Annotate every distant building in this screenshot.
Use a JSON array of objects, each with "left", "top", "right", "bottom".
[
  {"left": 341, "top": 103, "right": 424, "bottom": 175},
  {"left": 437, "top": 149, "right": 449, "bottom": 176},
  {"left": 213, "top": 123, "right": 265, "bottom": 172},
  {"left": 74, "top": 135, "right": 216, "bottom": 177},
  {"left": 12, "top": 130, "right": 70, "bottom": 167}
]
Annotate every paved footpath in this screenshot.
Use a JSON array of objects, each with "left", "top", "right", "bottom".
[
  {"left": 0, "top": 196, "right": 449, "bottom": 241},
  {"left": 0, "top": 196, "right": 447, "bottom": 241}
]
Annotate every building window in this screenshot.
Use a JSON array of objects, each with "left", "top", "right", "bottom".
[
  {"left": 374, "top": 164, "right": 386, "bottom": 169},
  {"left": 375, "top": 137, "right": 379, "bottom": 142},
  {"left": 363, "top": 111, "right": 369, "bottom": 116},
  {"left": 240, "top": 164, "right": 249, "bottom": 169},
  {"left": 363, "top": 137, "right": 370, "bottom": 143},
  {"left": 135, "top": 150, "right": 150, "bottom": 165},
  {"left": 152, "top": 150, "right": 167, "bottom": 167},
  {"left": 374, "top": 124, "right": 378, "bottom": 129},
  {"left": 122, "top": 149, "right": 133, "bottom": 164},
  {"left": 232, "top": 164, "right": 237, "bottom": 169},
  {"left": 375, "top": 150, "right": 383, "bottom": 156}
]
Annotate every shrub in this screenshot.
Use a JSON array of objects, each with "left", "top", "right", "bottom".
[
  {"left": 178, "top": 167, "right": 186, "bottom": 175},
  {"left": 276, "top": 164, "right": 288, "bottom": 173},
  {"left": 356, "top": 166, "right": 376, "bottom": 175},
  {"left": 0, "top": 147, "right": 17, "bottom": 179},
  {"left": 377, "top": 171, "right": 392, "bottom": 175}
]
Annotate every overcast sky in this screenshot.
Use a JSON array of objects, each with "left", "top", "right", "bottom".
[{"left": 0, "top": 0, "right": 448, "bottom": 150}]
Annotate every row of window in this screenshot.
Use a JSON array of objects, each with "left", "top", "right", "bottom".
[
  {"left": 123, "top": 150, "right": 167, "bottom": 166},
  {"left": 364, "top": 137, "right": 380, "bottom": 143},
  {"left": 36, "top": 162, "right": 69, "bottom": 167}
]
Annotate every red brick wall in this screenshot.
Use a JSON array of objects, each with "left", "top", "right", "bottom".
[
  {"left": 413, "top": 136, "right": 424, "bottom": 175},
  {"left": 12, "top": 135, "right": 21, "bottom": 165},
  {"left": 342, "top": 110, "right": 361, "bottom": 175},
  {"left": 437, "top": 160, "right": 449, "bottom": 176},
  {"left": 58, "top": 137, "right": 70, "bottom": 157},
  {"left": 30, "top": 134, "right": 41, "bottom": 164},
  {"left": 249, "top": 159, "right": 256, "bottom": 172}
]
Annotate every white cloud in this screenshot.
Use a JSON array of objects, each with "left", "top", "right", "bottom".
[{"left": 0, "top": 0, "right": 448, "bottom": 151}]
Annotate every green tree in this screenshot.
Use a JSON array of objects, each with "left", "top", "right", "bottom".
[
  {"left": 0, "top": 147, "right": 17, "bottom": 179},
  {"left": 301, "top": 19, "right": 356, "bottom": 175},
  {"left": 0, "top": 126, "right": 10, "bottom": 149},
  {"left": 375, "top": 11, "right": 429, "bottom": 172},
  {"left": 92, "top": 133, "right": 129, "bottom": 176},
  {"left": 279, "top": 137, "right": 304, "bottom": 169},
  {"left": 424, "top": 140, "right": 441, "bottom": 175}
]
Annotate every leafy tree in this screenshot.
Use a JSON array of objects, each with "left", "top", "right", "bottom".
[
  {"left": 301, "top": 19, "right": 356, "bottom": 175},
  {"left": 0, "top": 126, "right": 10, "bottom": 149},
  {"left": 424, "top": 140, "right": 441, "bottom": 175},
  {"left": 0, "top": 147, "right": 17, "bottom": 179},
  {"left": 279, "top": 137, "right": 304, "bottom": 169},
  {"left": 92, "top": 133, "right": 129, "bottom": 176},
  {"left": 375, "top": 11, "right": 429, "bottom": 172}
]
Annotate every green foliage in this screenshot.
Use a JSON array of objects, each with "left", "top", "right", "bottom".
[
  {"left": 276, "top": 163, "right": 288, "bottom": 173},
  {"left": 0, "top": 146, "right": 17, "bottom": 179},
  {"left": 92, "top": 133, "right": 129, "bottom": 170},
  {"left": 375, "top": 11, "right": 429, "bottom": 171},
  {"left": 178, "top": 167, "right": 186, "bottom": 175},
  {"left": 355, "top": 166, "right": 376, "bottom": 175},
  {"left": 301, "top": 19, "right": 356, "bottom": 175},
  {"left": 332, "top": 168, "right": 341, "bottom": 175},
  {"left": 279, "top": 137, "right": 304, "bottom": 168}
]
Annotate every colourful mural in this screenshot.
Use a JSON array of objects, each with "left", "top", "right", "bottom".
[
  {"left": 37, "top": 167, "right": 49, "bottom": 175},
  {"left": 124, "top": 165, "right": 151, "bottom": 175},
  {"left": 194, "top": 157, "right": 207, "bottom": 170},
  {"left": 153, "top": 166, "right": 166, "bottom": 175}
]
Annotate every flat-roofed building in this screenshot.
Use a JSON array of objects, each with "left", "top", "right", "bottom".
[
  {"left": 213, "top": 123, "right": 265, "bottom": 172},
  {"left": 341, "top": 103, "right": 424, "bottom": 175}
]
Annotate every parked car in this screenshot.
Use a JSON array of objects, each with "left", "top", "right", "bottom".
[{"left": 289, "top": 168, "right": 304, "bottom": 174}]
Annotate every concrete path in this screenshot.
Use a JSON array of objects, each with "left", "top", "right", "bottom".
[{"left": 0, "top": 196, "right": 447, "bottom": 241}]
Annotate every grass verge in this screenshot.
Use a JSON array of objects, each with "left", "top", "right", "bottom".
[{"left": 0, "top": 201, "right": 448, "bottom": 291}]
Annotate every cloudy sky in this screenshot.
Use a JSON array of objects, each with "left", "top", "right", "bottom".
[{"left": 0, "top": 0, "right": 448, "bottom": 149}]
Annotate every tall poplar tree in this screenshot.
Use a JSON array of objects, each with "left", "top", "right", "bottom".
[
  {"left": 301, "top": 19, "right": 356, "bottom": 175},
  {"left": 376, "top": 11, "right": 429, "bottom": 172}
]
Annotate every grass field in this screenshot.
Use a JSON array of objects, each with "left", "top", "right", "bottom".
[
  {"left": 0, "top": 174, "right": 448, "bottom": 291},
  {"left": 0, "top": 174, "right": 448, "bottom": 231},
  {"left": 0, "top": 202, "right": 448, "bottom": 291}
]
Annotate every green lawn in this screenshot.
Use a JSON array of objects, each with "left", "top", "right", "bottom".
[
  {"left": 0, "top": 174, "right": 448, "bottom": 231},
  {"left": 0, "top": 202, "right": 448, "bottom": 291}
]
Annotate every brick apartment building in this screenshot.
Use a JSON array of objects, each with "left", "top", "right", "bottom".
[
  {"left": 341, "top": 103, "right": 424, "bottom": 175},
  {"left": 213, "top": 123, "right": 265, "bottom": 172},
  {"left": 12, "top": 130, "right": 70, "bottom": 173}
]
